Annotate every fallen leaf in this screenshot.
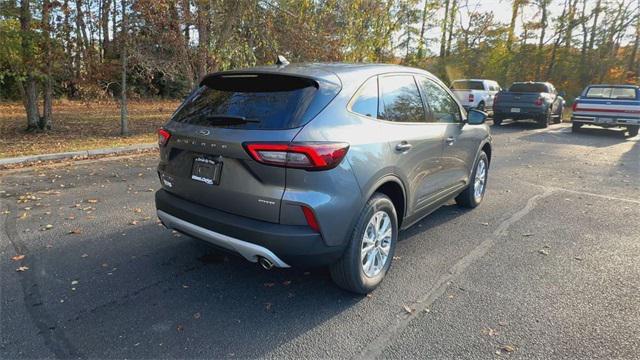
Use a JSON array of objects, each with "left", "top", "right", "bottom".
[
  {"left": 480, "top": 222, "right": 489, "bottom": 226},
  {"left": 81, "top": 254, "right": 88, "bottom": 258},
  {"left": 574, "top": 256, "right": 583, "bottom": 261},
  {"left": 393, "top": 256, "right": 401, "bottom": 260},
  {"left": 538, "top": 249, "right": 549, "bottom": 256},
  {"left": 71, "top": 280, "right": 79, "bottom": 285},
  {"left": 402, "top": 304, "right": 414, "bottom": 314},
  {"left": 68, "top": 229, "right": 81, "bottom": 235},
  {"left": 130, "top": 220, "right": 138, "bottom": 225},
  {"left": 16, "top": 266, "right": 29, "bottom": 272},
  {"left": 522, "top": 233, "right": 534, "bottom": 237},
  {"left": 499, "top": 344, "right": 516, "bottom": 353},
  {"left": 133, "top": 208, "right": 142, "bottom": 213},
  {"left": 11, "top": 254, "right": 25, "bottom": 261},
  {"left": 86, "top": 199, "right": 98, "bottom": 204}
]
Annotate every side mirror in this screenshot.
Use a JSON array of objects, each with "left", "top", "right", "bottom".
[
  {"left": 467, "top": 109, "right": 487, "bottom": 125},
  {"left": 558, "top": 91, "right": 566, "bottom": 97}
]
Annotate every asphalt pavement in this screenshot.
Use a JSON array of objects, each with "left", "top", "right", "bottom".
[{"left": 1, "top": 121, "right": 638, "bottom": 359}]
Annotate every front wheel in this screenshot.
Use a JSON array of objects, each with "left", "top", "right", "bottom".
[
  {"left": 628, "top": 125, "right": 639, "bottom": 137},
  {"left": 456, "top": 151, "right": 489, "bottom": 208},
  {"left": 554, "top": 107, "right": 564, "bottom": 124},
  {"left": 330, "top": 193, "right": 398, "bottom": 294}
]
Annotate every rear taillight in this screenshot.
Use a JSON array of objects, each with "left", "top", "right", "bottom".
[
  {"left": 534, "top": 97, "right": 544, "bottom": 106},
  {"left": 301, "top": 205, "right": 321, "bottom": 232},
  {"left": 572, "top": 101, "right": 578, "bottom": 111},
  {"left": 468, "top": 94, "right": 475, "bottom": 102},
  {"left": 158, "top": 128, "right": 171, "bottom": 147},
  {"left": 244, "top": 142, "right": 349, "bottom": 170}
]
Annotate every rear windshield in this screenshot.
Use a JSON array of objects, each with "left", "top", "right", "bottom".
[
  {"left": 170, "top": 73, "right": 338, "bottom": 129},
  {"left": 451, "top": 81, "right": 484, "bottom": 90},
  {"left": 585, "top": 87, "right": 637, "bottom": 100},
  {"left": 509, "top": 83, "right": 549, "bottom": 93}
]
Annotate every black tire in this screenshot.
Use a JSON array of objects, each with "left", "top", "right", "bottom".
[
  {"left": 455, "top": 151, "right": 489, "bottom": 208},
  {"left": 493, "top": 116, "right": 503, "bottom": 126},
  {"left": 476, "top": 101, "right": 485, "bottom": 112},
  {"left": 330, "top": 193, "right": 398, "bottom": 294},
  {"left": 572, "top": 122, "right": 583, "bottom": 132},
  {"left": 537, "top": 111, "right": 550, "bottom": 128},
  {"left": 554, "top": 106, "right": 564, "bottom": 124},
  {"left": 628, "top": 125, "right": 639, "bottom": 137}
]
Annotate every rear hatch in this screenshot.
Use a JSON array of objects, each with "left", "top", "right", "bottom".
[{"left": 158, "top": 72, "right": 340, "bottom": 223}]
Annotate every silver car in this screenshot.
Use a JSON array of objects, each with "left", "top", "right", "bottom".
[{"left": 155, "top": 63, "right": 492, "bottom": 294}]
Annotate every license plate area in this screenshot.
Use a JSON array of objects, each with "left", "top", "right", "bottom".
[
  {"left": 511, "top": 107, "right": 521, "bottom": 113},
  {"left": 598, "top": 117, "right": 613, "bottom": 124},
  {"left": 191, "top": 156, "right": 222, "bottom": 185}
]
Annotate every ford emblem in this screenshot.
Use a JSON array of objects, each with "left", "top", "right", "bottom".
[{"left": 198, "top": 129, "right": 210, "bottom": 136}]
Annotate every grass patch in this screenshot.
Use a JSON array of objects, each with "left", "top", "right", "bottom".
[{"left": 0, "top": 100, "right": 180, "bottom": 158}]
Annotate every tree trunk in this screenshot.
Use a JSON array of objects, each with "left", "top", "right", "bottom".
[
  {"left": 629, "top": 16, "right": 639, "bottom": 72},
  {"left": 564, "top": 0, "right": 578, "bottom": 48},
  {"left": 439, "top": 0, "right": 450, "bottom": 58},
  {"left": 196, "top": 0, "right": 210, "bottom": 79},
  {"left": 41, "top": 0, "right": 53, "bottom": 130},
  {"left": 417, "top": 0, "right": 430, "bottom": 58},
  {"left": 507, "top": 0, "right": 520, "bottom": 51},
  {"left": 101, "top": 0, "right": 111, "bottom": 59},
  {"left": 19, "top": 0, "right": 40, "bottom": 131},
  {"left": 120, "top": 0, "right": 128, "bottom": 136},
  {"left": 445, "top": 0, "right": 457, "bottom": 57},
  {"left": 536, "top": 0, "right": 548, "bottom": 80}
]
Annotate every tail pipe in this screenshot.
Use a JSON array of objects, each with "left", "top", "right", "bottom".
[{"left": 258, "top": 256, "right": 274, "bottom": 270}]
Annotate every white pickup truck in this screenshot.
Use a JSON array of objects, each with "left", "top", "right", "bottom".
[
  {"left": 571, "top": 85, "right": 640, "bottom": 137},
  {"left": 450, "top": 79, "right": 501, "bottom": 113}
]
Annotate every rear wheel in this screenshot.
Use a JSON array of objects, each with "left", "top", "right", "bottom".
[
  {"left": 493, "top": 116, "right": 503, "bottom": 126},
  {"left": 330, "top": 193, "right": 398, "bottom": 294},
  {"left": 554, "top": 106, "right": 564, "bottom": 124},
  {"left": 455, "top": 151, "right": 488, "bottom": 208},
  {"left": 628, "top": 125, "right": 639, "bottom": 137},
  {"left": 537, "top": 111, "right": 551, "bottom": 128},
  {"left": 572, "top": 122, "right": 583, "bottom": 132}
]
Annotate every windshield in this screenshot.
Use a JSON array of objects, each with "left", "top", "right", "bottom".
[
  {"left": 509, "top": 83, "right": 549, "bottom": 93},
  {"left": 451, "top": 81, "right": 484, "bottom": 90}
]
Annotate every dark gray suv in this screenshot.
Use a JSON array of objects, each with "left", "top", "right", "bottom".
[{"left": 155, "top": 63, "right": 492, "bottom": 294}]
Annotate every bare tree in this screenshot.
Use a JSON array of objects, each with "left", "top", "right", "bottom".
[{"left": 120, "top": 0, "right": 128, "bottom": 135}]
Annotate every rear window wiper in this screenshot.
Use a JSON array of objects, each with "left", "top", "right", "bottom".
[{"left": 205, "top": 115, "right": 261, "bottom": 124}]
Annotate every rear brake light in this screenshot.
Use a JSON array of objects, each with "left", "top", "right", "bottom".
[
  {"left": 301, "top": 206, "right": 320, "bottom": 232},
  {"left": 158, "top": 128, "right": 171, "bottom": 147},
  {"left": 572, "top": 101, "right": 578, "bottom": 111},
  {"left": 244, "top": 142, "right": 349, "bottom": 170},
  {"left": 534, "top": 97, "right": 543, "bottom": 106},
  {"left": 468, "top": 94, "right": 474, "bottom": 102}
]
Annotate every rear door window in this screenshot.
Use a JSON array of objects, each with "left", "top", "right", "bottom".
[
  {"left": 419, "top": 78, "right": 462, "bottom": 123},
  {"left": 350, "top": 77, "right": 378, "bottom": 118},
  {"left": 378, "top": 75, "right": 426, "bottom": 123},
  {"left": 171, "top": 73, "right": 338, "bottom": 129}
]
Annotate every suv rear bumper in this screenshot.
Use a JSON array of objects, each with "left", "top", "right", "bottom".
[{"left": 155, "top": 189, "right": 344, "bottom": 268}]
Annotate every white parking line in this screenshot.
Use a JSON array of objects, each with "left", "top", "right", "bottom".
[{"left": 356, "top": 188, "right": 556, "bottom": 360}]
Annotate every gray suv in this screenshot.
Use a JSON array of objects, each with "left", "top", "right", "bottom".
[{"left": 155, "top": 63, "right": 492, "bottom": 294}]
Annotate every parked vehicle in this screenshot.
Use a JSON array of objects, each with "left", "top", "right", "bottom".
[
  {"left": 450, "top": 79, "right": 501, "bottom": 113},
  {"left": 155, "top": 63, "right": 492, "bottom": 294},
  {"left": 493, "top": 81, "right": 565, "bottom": 127},
  {"left": 571, "top": 85, "right": 640, "bottom": 137}
]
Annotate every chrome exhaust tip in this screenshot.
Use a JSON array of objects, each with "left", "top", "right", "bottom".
[{"left": 258, "top": 257, "right": 274, "bottom": 270}]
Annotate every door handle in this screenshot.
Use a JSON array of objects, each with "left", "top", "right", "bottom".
[
  {"left": 395, "top": 142, "right": 413, "bottom": 152},
  {"left": 445, "top": 137, "right": 456, "bottom": 146}
]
